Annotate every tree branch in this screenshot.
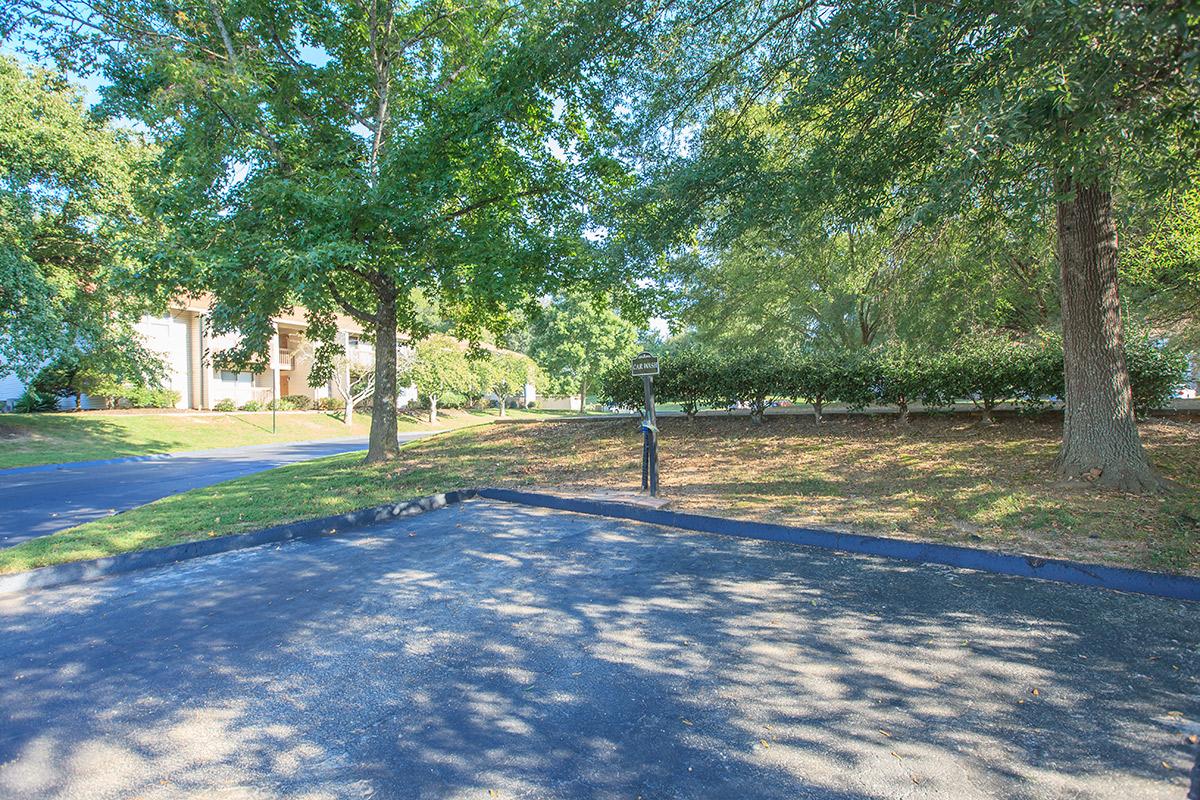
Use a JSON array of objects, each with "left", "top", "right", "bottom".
[
  {"left": 442, "top": 188, "right": 547, "bottom": 221},
  {"left": 327, "top": 279, "right": 380, "bottom": 325}
]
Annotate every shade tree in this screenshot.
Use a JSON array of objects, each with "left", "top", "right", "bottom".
[
  {"left": 0, "top": 55, "right": 160, "bottom": 390},
  {"left": 624, "top": 0, "right": 1199, "bottom": 490},
  {"left": 8, "top": 0, "right": 644, "bottom": 461}
]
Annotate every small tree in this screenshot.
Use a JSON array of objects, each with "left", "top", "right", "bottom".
[
  {"left": 406, "top": 335, "right": 472, "bottom": 424},
  {"left": 32, "top": 346, "right": 166, "bottom": 411},
  {"left": 488, "top": 353, "right": 533, "bottom": 418},
  {"left": 465, "top": 357, "right": 496, "bottom": 410},
  {"left": 529, "top": 292, "right": 640, "bottom": 412},
  {"left": 785, "top": 350, "right": 847, "bottom": 426},
  {"left": 657, "top": 346, "right": 717, "bottom": 420},
  {"left": 872, "top": 348, "right": 936, "bottom": 426},
  {"left": 948, "top": 335, "right": 1032, "bottom": 425},
  {"left": 713, "top": 348, "right": 786, "bottom": 425}
]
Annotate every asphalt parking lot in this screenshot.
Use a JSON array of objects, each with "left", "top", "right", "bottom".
[{"left": 1, "top": 500, "right": 1196, "bottom": 799}]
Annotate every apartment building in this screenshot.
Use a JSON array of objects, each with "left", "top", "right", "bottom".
[{"left": 0, "top": 296, "right": 388, "bottom": 411}]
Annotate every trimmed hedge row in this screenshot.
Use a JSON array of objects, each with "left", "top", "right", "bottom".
[{"left": 601, "top": 336, "right": 1189, "bottom": 423}]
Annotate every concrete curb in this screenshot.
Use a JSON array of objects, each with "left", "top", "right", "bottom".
[
  {"left": 0, "top": 437, "right": 369, "bottom": 477},
  {"left": 477, "top": 488, "right": 1200, "bottom": 602},
  {"left": 0, "top": 490, "right": 476, "bottom": 595}
]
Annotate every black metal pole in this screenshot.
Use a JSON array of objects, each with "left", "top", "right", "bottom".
[
  {"left": 642, "top": 429, "right": 650, "bottom": 490},
  {"left": 642, "top": 374, "right": 658, "bottom": 497}
]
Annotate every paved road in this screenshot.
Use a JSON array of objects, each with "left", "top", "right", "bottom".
[
  {"left": 0, "top": 434, "right": 433, "bottom": 547},
  {"left": 1, "top": 500, "right": 1196, "bottom": 799}
]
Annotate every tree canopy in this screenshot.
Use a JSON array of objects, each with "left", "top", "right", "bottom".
[
  {"left": 7, "top": 0, "right": 643, "bottom": 458},
  {"left": 0, "top": 55, "right": 160, "bottom": 388},
  {"left": 619, "top": 0, "right": 1200, "bottom": 490}
]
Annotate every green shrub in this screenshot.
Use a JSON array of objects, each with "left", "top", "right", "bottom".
[
  {"left": 437, "top": 390, "right": 468, "bottom": 409},
  {"left": 241, "top": 400, "right": 265, "bottom": 412},
  {"left": 602, "top": 335, "right": 1186, "bottom": 426},
  {"left": 783, "top": 349, "right": 875, "bottom": 422},
  {"left": 123, "top": 386, "right": 181, "bottom": 408},
  {"left": 872, "top": 347, "right": 940, "bottom": 423},
  {"left": 598, "top": 360, "right": 645, "bottom": 411},
  {"left": 659, "top": 346, "right": 718, "bottom": 417},
  {"left": 278, "top": 394, "right": 312, "bottom": 410},
  {"left": 712, "top": 348, "right": 792, "bottom": 423},
  {"left": 1124, "top": 336, "right": 1188, "bottom": 417},
  {"left": 313, "top": 396, "right": 342, "bottom": 411},
  {"left": 214, "top": 398, "right": 237, "bottom": 412},
  {"left": 14, "top": 389, "right": 58, "bottom": 413},
  {"left": 1012, "top": 336, "right": 1065, "bottom": 413},
  {"left": 946, "top": 335, "right": 1031, "bottom": 423}
]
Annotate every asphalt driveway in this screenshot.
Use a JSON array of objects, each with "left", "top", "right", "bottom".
[
  {"left": 0, "top": 434, "right": 432, "bottom": 547},
  {"left": 1, "top": 500, "right": 1196, "bottom": 799}
]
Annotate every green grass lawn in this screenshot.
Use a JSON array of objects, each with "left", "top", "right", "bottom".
[
  {"left": 3, "top": 414, "right": 1197, "bottom": 577},
  {"left": 0, "top": 407, "right": 573, "bottom": 469}
]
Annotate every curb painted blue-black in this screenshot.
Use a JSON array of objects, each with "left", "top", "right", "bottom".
[
  {"left": 478, "top": 488, "right": 1200, "bottom": 602},
  {"left": 0, "top": 490, "right": 476, "bottom": 595}
]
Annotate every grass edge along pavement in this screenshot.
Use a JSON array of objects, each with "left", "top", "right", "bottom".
[
  {"left": 0, "top": 490, "right": 478, "bottom": 594},
  {"left": 3, "top": 486, "right": 1198, "bottom": 602},
  {"left": 0, "top": 425, "right": 488, "bottom": 574},
  {"left": 1, "top": 415, "right": 1197, "bottom": 577}
]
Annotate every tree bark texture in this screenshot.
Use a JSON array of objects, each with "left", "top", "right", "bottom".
[
  {"left": 365, "top": 285, "right": 399, "bottom": 463},
  {"left": 1053, "top": 177, "right": 1160, "bottom": 491}
]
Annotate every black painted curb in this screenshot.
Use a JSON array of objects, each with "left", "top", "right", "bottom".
[
  {"left": 478, "top": 488, "right": 1200, "bottom": 602},
  {"left": 0, "top": 489, "right": 477, "bottom": 595}
]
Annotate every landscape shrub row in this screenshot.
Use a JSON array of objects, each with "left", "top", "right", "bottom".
[
  {"left": 213, "top": 395, "right": 320, "bottom": 412},
  {"left": 600, "top": 336, "right": 1189, "bottom": 423}
]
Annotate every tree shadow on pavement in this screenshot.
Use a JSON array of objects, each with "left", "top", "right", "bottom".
[{"left": 0, "top": 501, "right": 1196, "bottom": 799}]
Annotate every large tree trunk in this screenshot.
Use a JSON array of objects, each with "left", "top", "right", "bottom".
[
  {"left": 365, "top": 287, "right": 399, "bottom": 463},
  {"left": 498, "top": 394, "right": 506, "bottom": 418},
  {"left": 578, "top": 378, "right": 587, "bottom": 414},
  {"left": 429, "top": 394, "right": 438, "bottom": 424},
  {"left": 1053, "top": 177, "right": 1160, "bottom": 491}
]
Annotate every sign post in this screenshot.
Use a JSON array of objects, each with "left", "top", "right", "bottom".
[{"left": 631, "top": 351, "right": 660, "bottom": 496}]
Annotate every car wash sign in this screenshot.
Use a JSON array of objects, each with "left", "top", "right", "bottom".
[{"left": 631, "top": 352, "right": 660, "bottom": 377}]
